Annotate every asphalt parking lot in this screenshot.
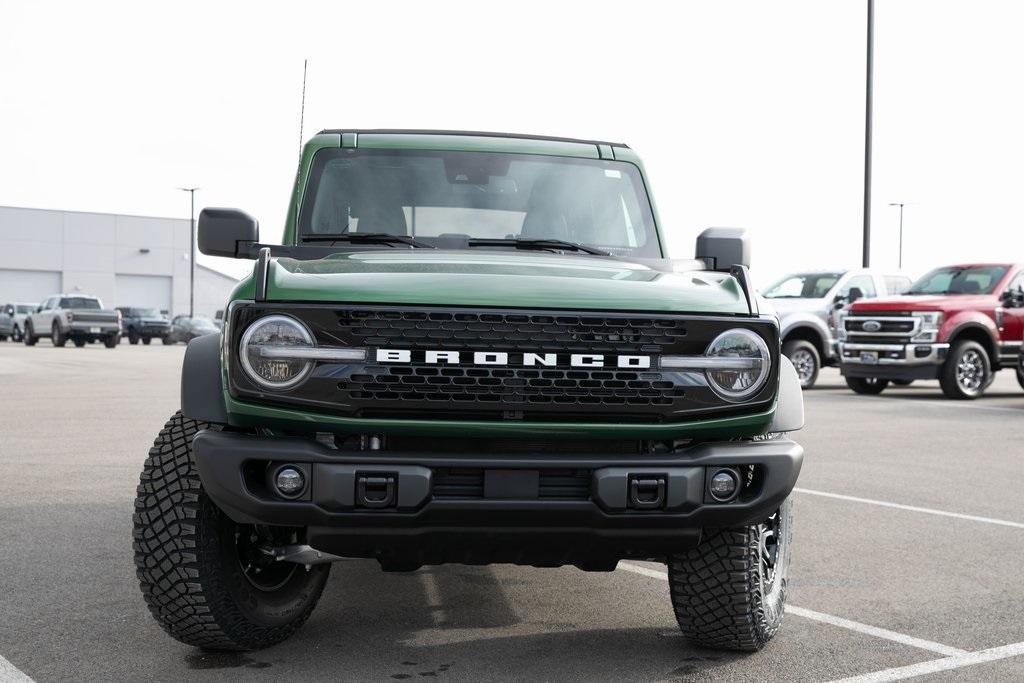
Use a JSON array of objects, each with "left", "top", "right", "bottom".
[{"left": 1, "top": 342, "right": 1022, "bottom": 682}]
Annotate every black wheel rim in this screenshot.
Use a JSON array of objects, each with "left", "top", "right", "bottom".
[
  {"left": 758, "top": 510, "right": 782, "bottom": 588},
  {"left": 235, "top": 525, "right": 299, "bottom": 592}
]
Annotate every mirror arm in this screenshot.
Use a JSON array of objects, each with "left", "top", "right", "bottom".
[
  {"left": 254, "top": 247, "right": 271, "bottom": 302},
  {"left": 729, "top": 265, "right": 759, "bottom": 316}
]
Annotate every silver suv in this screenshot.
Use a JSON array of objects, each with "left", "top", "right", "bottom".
[
  {"left": 760, "top": 270, "right": 911, "bottom": 388},
  {"left": 0, "top": 302, "right": 34, "bottom": 342},
  {"left": 24, "top": 294, "right": 122, "bottom": 348}
]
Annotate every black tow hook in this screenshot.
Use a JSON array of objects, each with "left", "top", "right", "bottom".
[{"left": 356, "top": 474, "right": 397, "bottom": 509}]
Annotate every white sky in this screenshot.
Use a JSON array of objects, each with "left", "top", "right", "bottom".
[{"left": 2, "top": 0, "right": 1022, "bottom": 285}]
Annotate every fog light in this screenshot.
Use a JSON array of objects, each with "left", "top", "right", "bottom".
[
  {"left": 275, "top": 466, "right": 305, "bottom": 497},
  {"left": 709, "top": 469, "right": 738, "bottom": 501}
]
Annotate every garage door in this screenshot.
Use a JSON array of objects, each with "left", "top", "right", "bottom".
[
  {"left": 115, "top": 274, "right": 172, "bottom": 313},
  {"left": 0, "top": 268, "right": 61, "bottom": 305}
]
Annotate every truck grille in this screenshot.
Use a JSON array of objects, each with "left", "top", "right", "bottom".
[
  {"left": 844, "top": 316, "right": 918, "bottom": 345},
  {"left": 432, "top": 468, "right": 591, "bottom": 500},
  {"left": 228, "top": 304, "right": 779, "bottom": 422}
]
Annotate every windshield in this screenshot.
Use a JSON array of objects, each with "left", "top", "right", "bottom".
[
  {"left": 298, "top": 149, "right": 661, "bottom": 257},
  {"left": 762, "top": 272, "right": 843, "bottom": 299},
  {"left": 190, "top": 317, "right": 217, "bottom": 329},
  {"left": 906, "top": 266, "right": 1008, "bottom": 295},
  {"left": 60, "top": 297, "right": 101, "bottom": 309},
  {"left": 134, "top": 308, "right": 162, "bottom": 317}
]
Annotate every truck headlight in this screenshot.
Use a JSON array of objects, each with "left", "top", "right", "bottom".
[
  {"left": 912, "top": 311, "right": 943, "bottom": 341},
  {"left": 660, "top": 328, "right": 771, "bottom": 402},
  {"left": 240, "top": 315, "right": 316, "bottom": 389}
]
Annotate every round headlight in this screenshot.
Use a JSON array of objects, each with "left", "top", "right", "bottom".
[
  {"left": 704, "top": 328, "right": 771, "bottom": 402},
  {"left": 239, "top": 315, "right": 314, "bottom": 389}
]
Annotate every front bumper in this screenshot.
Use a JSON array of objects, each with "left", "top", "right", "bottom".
[
  {"left": 839, "top": 341, "right": 949, "bottom": 379},
  {"left": 193, "top": 430, "right": 803, "bottom": 567}
]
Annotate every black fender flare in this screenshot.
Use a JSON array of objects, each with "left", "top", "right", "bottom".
[
  {"left": 769, "top": 355, "right": 804, "bottom": 433},
  {"left": 180, "top": 333, "right": 228, "bottom": 424}
]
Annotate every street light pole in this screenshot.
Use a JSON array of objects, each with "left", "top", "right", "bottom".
[
  {"left": 862, "top": 0, "right": 875, "bottom": 268},
  {"left": 178, "top": 187, "right": 199, "bottom": 318},
  {"left": 889, "top": 202, "right": 905, "bottom": 269}
]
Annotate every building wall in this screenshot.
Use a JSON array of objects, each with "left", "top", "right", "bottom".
[{"left": 0, "top": 206, "right": 238, "bottom": 316}]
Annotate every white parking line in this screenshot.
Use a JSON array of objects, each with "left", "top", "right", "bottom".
[
  {"left": 810, "top": 393, "right": 1024, "bottom": 414},
  {"left": 794, "top": 488, "right": 1024, "bottom": 530},
  {"left": 617, "top": 563, "right": 965, "bottom": 657},
  {"left": 832, "top": 640, "right": 1024, "bottom": 682},
  {"left": 0, "top": 654, "right": 33, "bottom": 683}
]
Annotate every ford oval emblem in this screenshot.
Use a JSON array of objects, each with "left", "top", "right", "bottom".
[{"left": 862, "top": 320, "right": 882, "bottom": 333}]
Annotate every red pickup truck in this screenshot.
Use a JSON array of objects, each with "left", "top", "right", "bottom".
[{"left": 837, "top": 263, "right": 1024, "bottom": 399}]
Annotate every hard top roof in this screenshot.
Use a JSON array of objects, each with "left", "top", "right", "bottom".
[{"left": 316, "top": 128, "right": 629, "bottom": 148}]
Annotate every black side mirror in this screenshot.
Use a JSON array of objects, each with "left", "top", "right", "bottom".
[
  {"left": 197, "top": 208, "right": 260, "bottom": 258},
  {"left": 695, "top": 227, "right": 751, "bottom": 270},
  {"left": 1001, "top": 289, "right": 1024, "bottom": 307},
  {"left": 847, "top": 287, "right": 864, "bottom": 304}
]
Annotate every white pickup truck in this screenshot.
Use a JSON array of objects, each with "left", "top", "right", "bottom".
[{"left": 24, "top": 294, "right": 121, "bottom": 348}]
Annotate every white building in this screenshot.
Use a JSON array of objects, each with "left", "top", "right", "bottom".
[{"left": 0, "top": 205, "right": 239, "bottom": 317}]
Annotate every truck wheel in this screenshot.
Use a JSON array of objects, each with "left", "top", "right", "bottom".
[
  {"left": 782, "top": 340, "right": 819, "bottom": 389},
  {"left": 23, "top": 323, "right": 37, "bottom": 346},
  {"left": 0, "top": 334, "right": 6, "bottom": 342},
  {"left": 892, "top": 379, "right": 914, "bottom": 386},
  {"left": 845, "top": 376, "right": 888, "bottom": 395},
  {"left": 940, "top": 340, "right": 990, "bottom": 400},
  {"left": 668, "top": 498, "right": 792, "bottom": 651},
  {"left": 162, "top": 335, "right": 174, "bottom": 345},
  {"left": 74, "top": 339, "right": 86, "bottom": 348},
  {"left": 128, "top": 329, "right": 140, "bottom": 345},
  {"left": 104, "top": 334, "right": 120, "bottom": 349},
  {"left": 133, "top": 412, "right": 330, "bottom": 650},
  {"left": 12, "top": 325, "right": 22, "bottom": 342},
  {"left": 1015, "top": 363, "right": 1024, "bottom": 391},
  {"left": 52, "top": 322, "right": 67, "bottom": 347},
  {"left": 142, "top": 337, "right": 152, "bottom": 345}
]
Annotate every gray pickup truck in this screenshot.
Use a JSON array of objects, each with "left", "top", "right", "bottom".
[
  {"left": 760, "top": 269, "right": 911, "bottom": 388},
  {"left": 24, "top": 294, "right": 121, "bottom": 348}
]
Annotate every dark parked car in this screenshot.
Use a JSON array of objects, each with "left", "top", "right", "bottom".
[
  {"left": 117, "top": 307, "right": 171, "bottom": 345},
  {"left": 164, "top": 315, "right": 219, "bottom": 344}
]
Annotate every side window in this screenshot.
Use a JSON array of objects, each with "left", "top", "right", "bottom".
[
  {"left": 1008, "top": 273, "right": 1024, "bottom": 294},
  {"left": 43, "top": 297, "right": 56, "bottom": 310},
  {"left": 841, "top": 275, "right": 877, "bottom": 299}
]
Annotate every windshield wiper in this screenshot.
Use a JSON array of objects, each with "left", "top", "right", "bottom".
[
  {"left": 301, "top": 233, "right": 436, "bottom": 249},
  {"left": 467, "top": 237, "right": 610, "bottom": 256}
]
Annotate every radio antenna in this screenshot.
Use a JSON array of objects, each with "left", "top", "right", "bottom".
[{"left": 297, "top": 59, "right": 308, "bottom": 161}]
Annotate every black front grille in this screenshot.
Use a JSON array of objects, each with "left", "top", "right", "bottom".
[
  {"left": 432, "top": 468, "right": 591, "bottom": 500},
  {"left": 344, "top": 366, "right": 683, "bottom": 408},
  {"left": 845, "top": 318, "right": 915, "bottom": 334},
  {"left": 229, "top": 304, "right": 779, "bottom": 422},
  {"left": 336, "top": 309, "right": 688, "bottom": 353},
  {"left": 846, "top": 335, "right": 911, "bottom": 345}
]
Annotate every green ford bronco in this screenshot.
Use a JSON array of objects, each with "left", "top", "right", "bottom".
[{"left": 132, "top": 130, "right": 804, "bottom": 652}]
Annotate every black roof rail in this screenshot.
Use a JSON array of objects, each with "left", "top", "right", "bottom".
[{"left": 315, "top": 128, "right": 629, "bottom": 148}]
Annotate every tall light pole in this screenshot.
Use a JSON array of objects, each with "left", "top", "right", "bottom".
[
  {"left": 862, "top": 0, "right": 875, "bottom": 267},
  {"left": 889, "top": 202, "right": 906, "bottom": 269},
  {"left": 178, "top": 187, "right": 199, "bottom": 318}
]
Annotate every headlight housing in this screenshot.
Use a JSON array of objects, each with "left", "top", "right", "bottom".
[
  {"left": 660, "top": 328, "right": 772, "bottom": 402},
  {"left": 912, "top": 311, "right": 943, "bottom": 341},
  {"left": 239, "top": 315, "right": 315, "bottom": 389}
]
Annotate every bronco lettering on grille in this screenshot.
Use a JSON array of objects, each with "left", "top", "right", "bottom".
[{"left": 375, "top": 349, "right": 652, "bottom": 369}]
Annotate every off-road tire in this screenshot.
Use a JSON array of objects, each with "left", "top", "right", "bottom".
[
  {"left": 52, "top": 322, "right": 66, "bottom": 347},
  {"left": 845, "top": 376, "right": 888, "bottom": 395},
  {"left": 23, "top": 323, "right": 37, "bottom": 346},
  {"left": 668, "top": 498, "right": 793, "bottom": 651},
  {"left": 782, "top": 340, "right": 820, "bottom": 389},
  {"left": 133, "top": 412, "right": 330, "bottom": 650},
  {"left": 939, "top": 340, "right": 990, "bottom": 400}
]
